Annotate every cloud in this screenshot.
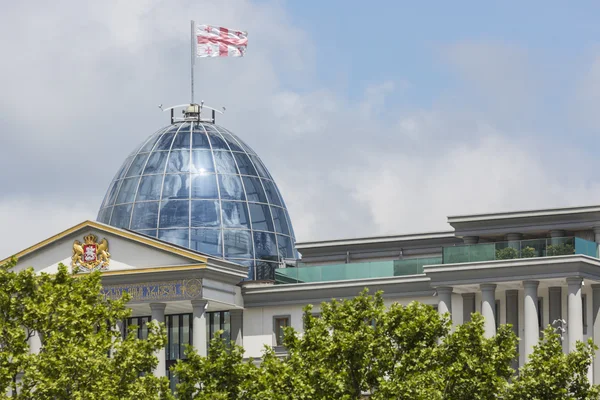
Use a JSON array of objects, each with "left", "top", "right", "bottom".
[
  {"left": 443, "top": 41, "right": 541, "bottom": 123},
  {"left": 0, "top": 197, "right": 95, "bottom": 258},
  {"left": 2, "top": 1, "right": 600, "bottom": 259}
]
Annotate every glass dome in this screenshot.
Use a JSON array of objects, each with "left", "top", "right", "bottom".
[{"left": 96, "top": 121, "right": 297, "bottom": 280}]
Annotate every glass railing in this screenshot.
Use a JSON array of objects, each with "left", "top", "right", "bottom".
[
  {"left": 442, "top": 236, "right": 597, "bottom": 264},
  {"left": 274, "top": 257, "right": 442, "bottom": 284}
]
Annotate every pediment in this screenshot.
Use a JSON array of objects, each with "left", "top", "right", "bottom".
[{"left": 4, "top": 221, "right": 207, "bottom": 274}]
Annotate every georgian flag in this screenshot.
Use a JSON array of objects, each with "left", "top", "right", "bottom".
[{"left": 195, "top": 23, "right": 248, "bottom": 58}]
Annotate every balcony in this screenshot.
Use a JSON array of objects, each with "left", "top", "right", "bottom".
[
  {"left": 442, "top": 237, "right": 597, "bottom": 264},
  {"left": 274, "top": 257, "right": 441, "bottom": 284}
]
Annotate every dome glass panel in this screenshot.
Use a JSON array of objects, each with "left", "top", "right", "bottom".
[{"left": 97, "top": 122, "right": 297, "bottom": 279}]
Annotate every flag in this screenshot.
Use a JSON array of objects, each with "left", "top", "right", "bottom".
[{"left": 195, "top": 23, "right": 248, "bottom": 58}]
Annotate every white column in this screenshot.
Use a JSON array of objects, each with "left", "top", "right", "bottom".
[
  {"left": 437, "top": 287, "right": 453, "bottom": 317},
  {"left": 192, "top": 300, "right": 208, "bottom": 357},
  {"left": 463, "top": 236, "right": 479, "bottom": 245},
  {"left": 28, "top": 330, "right": 41, "bottom": 354},
  {"left": 110, "top": 321, "right": 123, "bottom": 357},
  {"left": 523, "top": 280, "right": 539, "bottom": 361},
  {"left": 480, "top": 284, "right": 497, "bottom": 338},
  {"left": 567, "top": 277, "right": 584, "bottom": 353},
  {"left": 592, "top": 284, "right": 600, "bottom": 384},
  {"left": 230, "top": 309, "right": 243, "bottom": 347},
  {"left": 150, "top": 303, "right": 167, "bottom": 377}
]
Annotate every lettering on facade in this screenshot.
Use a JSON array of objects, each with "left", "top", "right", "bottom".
[{"left": 101, "top": 279, "right": 202, "bottom": 302}]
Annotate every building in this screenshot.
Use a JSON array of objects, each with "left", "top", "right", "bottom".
[{"left": 6, "top": 104, "right": 600, "bottom": 385}]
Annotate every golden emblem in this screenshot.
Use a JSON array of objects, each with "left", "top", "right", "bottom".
[{"left": 71, "top": 234, "right": 110, "bottom": 271}]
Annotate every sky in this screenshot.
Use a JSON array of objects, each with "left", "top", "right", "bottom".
[{"left": 2, "top": 1, "right": 600, "bottom": 257}]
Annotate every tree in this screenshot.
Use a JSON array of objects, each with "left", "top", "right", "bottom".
[
  {"left": 0, "top": 258, "right": 172, "bottom": 400},
  {"left": 173, "top": 331, "right": 258, "bottom": 400},
  {"left": 174, "top": 289, "right": 600, "bottom": 400},
  {"left": 283, "top": 290, "right": 517, "bottom": 400},
  {"left": 506, "top": 326, "right": 600, "bottom": 399}
]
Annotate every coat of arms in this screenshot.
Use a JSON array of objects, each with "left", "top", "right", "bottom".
[{"left": 71, "top": 234, "right": 110, "bottom": 271}]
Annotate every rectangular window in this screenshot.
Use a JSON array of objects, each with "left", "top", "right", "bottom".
[
  {"left": 124, "top": 316, "right": 151, "bottom": 340},
  {"left": 303, "top": 312, "right": 321, "bottom": 330},
  {"left": 538, "top": 297, "right": 544, "bottom": 331},
  {"left": 583, "top": 294, "right": 588, "bottom": 335},
  {"left": 165, "top": 313, "right": 193, "bottom": 392},
  {"left": 273, "top": 316, "right": 290, "bottom": 347},
  {"left": 206, "top": 311, "right": 231, "bottom": 349},
  {"left": 495, "top": 300, "right": 500, "bottom": 329}
]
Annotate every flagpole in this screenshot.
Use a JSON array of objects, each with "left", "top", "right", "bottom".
[{"left": 190, "top": 20, "right": 195, "bottom": 104}]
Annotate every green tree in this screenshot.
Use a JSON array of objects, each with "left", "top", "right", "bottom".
[
  {"left": 506, "top": 326, "right": 600, "bottom": 399},
  {"left": 173, "top": 331, "right": 258, "bottom": 400},
  {"left": 174, "top": 289, "right": 600, "bottom": 400},
  {"left": 283, "top": 290, "right": 517, "bottom": 400},
  {"left": 0, "top": 258, "right": 172, "bottom": 400}
]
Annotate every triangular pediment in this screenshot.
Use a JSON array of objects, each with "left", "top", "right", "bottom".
[{"left": 3, "top": 221, "right": 208, "bottom": 274}]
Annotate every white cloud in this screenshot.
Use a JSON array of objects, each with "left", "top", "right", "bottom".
[
  {"left": 2, "top": 2, "right": 600, "bottom": 259},
  {"left": 0, "top": 197, "right": 95, "bottom": 258}
]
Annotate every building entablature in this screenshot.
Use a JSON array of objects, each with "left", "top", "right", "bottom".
[
  {"left": 4, "top": 220, "right": 247, "bottom": 316},
  {"left": 296, "top": 231, "right": 460, "bottom": 265},
  {"left": 448, "top": 204, "right": 600, "bottom": 240},
  {"left": 242, "top": 275, "right": 433, "bottom": 307},
  {"left": 424, "top": 254, "right": 600, "bottom": 290}
]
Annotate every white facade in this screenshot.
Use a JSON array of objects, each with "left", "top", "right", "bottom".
[{"left": 7, "top": 204, "right": 600, "bottom": 384}]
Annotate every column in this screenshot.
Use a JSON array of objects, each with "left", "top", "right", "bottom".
[
  {"left": 594, "top": 227, "right": 600, "bottom": 244},
  {"left": 111, "top": 321, "right": 123, "bottom": 357},
  {"left": 523, "top": 281, "right": 539, "bottom": 361},
  {"left": 480, "top": 284, "right": 497, "bottom": 337},
  {"left": 462, "top": 293, "right": 475, "bottom": 323},
  {"left": 592, "top": 284, "right": 600, "bottom": 384},
  {"left": 192, "top": 300, "right": 208, "bottom": 357},
  {"left": 437, "top": 287, "right": 453, "bottom": 317},
  {"left": 463, "top": 236, "right": 479, "bottom": 245},
  {"left": 594, "top": 227, "right": 600, "bottom": 257},
  {"left": 567, "top": 277, "right": 584, "bottom": 353},
  {"left": 28, "top": 330, "right": 41, "bottom": 354},
  {"left": 150, "top": 303, "right": 166, "bottom": 377},
  {"left": 505, "top": 233, "right": 522, "bottom": 243},
  {"left": 230, "top": 309, "right": 243, "bottom": 347}
]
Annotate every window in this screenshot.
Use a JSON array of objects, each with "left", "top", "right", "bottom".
[
  {"left": 495, "top": 300, "right": 500, "bottom": 329},
  {"left": 303, "top": 312, "right": 321, "bottom": 330},
  {"left": 124, "top": 316, "right": 151, "bottom": 339},
  {"left": 583, "top": 294, "right": 588, "bottom": 335},
  {"left": 207, "top": 311, "right": 231, "bottom": 347},
  {"left": 166, "top": 313, "right": 192, "bottom": 392},
  {"left": 538, "top": 297, "right": 544, "bottom": 331},
  {"left": 273, "top": 316, "right": 290, "bottom": 347}
]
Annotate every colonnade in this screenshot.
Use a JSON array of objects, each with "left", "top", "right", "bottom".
[
  {"left": 437, "top": 278, "right": 599, "bottom": 380},
  {"left": 149, "top": 301, "right": 243, "bottom": 377},
  {"left": 27, "top": 300, "right": 243, "bottom": 379}
]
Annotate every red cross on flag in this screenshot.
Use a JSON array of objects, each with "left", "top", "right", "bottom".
[{"left": 195, "top": 23, "right": 248, "bottom": 58}]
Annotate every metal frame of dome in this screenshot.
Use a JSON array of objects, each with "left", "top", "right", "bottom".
[{"left": 97, "top": 103, "right": 297, "bottom": 280}]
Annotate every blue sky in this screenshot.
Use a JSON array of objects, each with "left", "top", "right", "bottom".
[
  {"left": 2, "top": 0, "right": 600, "bottom": 256},
  {"left": 277, "top": 1, "right": 600, "bottom": 164},
  {"left": 285, "top": 2, "right": 597, "bottom": 93}
]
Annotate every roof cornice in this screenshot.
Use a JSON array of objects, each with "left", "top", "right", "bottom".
[
  {"left": 295, "top": 231, "right": 456, "bottom": 250},
  {"left": 1, "top": 220, "right": 209, "bottom": 265}
]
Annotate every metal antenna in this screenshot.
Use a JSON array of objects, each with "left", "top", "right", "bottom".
[{"left": 191, "top": 20, "right": 196, "bottom": 104}]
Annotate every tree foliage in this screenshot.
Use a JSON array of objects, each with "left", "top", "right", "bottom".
[
  {"left": 175, "top": 289, "right": 600, "bottom": 400},
  {"left": 0, "top": 258, "right": 172, "bottom": 400},
  {"left": 2, "top": 256, "right": 598, "bottom": 399}
]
